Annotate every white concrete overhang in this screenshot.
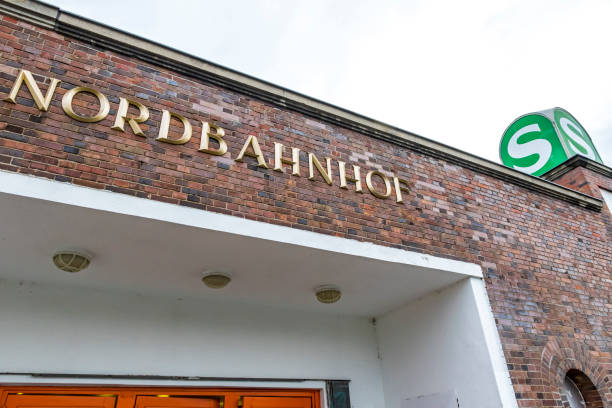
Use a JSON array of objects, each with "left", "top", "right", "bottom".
[{"left": 0, "top": 170, "right": 481, "bottom": 317}]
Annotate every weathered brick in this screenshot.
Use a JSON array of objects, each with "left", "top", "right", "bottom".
[{"left": 0, "top": 12, "right": 610, "bottom": 407}]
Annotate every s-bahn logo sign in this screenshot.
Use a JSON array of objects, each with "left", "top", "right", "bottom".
[{"left": 499, "top": 108, "right": 603, "bottom": 177}]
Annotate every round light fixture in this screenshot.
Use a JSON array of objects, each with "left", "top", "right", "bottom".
[
  {"left": 52, "top": 251, "right": 91, "bottom": 273},
  {"left": 315, "top": 285, "right": 342, "bottom": 304},
  {"left": 202, "top": 273, "right": 231, "bottom": 289}
]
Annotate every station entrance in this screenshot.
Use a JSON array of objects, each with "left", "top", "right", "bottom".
[
  {"left": 0, "top": 387, "right": 320, "bottom": 408},
  {"left": 0, "top": 174, "right": 513, "bottom": 407}
]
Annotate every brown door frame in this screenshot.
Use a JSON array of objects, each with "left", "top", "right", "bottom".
[{"left": 0, "top": 386, "right": 321, "bottom": 408}]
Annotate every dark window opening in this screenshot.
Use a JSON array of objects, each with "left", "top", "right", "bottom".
[{"left": 561, "top": 369, "right": 603, "bottom": 408}]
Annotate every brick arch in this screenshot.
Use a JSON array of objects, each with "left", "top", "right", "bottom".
[{"left": 540, "top": 337, "right": 612, "bottom": 407}]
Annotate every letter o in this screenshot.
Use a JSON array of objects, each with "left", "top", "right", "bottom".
[
  {"left": 366, "top": 170, "right": 391, "bottom": 199},
  {"left": 62, "top": 86, "right": 110, "bottom": 123}
]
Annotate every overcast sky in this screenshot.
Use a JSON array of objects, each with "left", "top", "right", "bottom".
[{"left": 49, "top": 0, "right": 611, "bottom": 165}]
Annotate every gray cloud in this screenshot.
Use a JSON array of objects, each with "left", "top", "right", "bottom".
[{"left": 48, "top": 0, "right": 612, "bottom": 164}]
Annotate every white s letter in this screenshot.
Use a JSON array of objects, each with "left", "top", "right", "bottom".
[
  {"left": 559, "top": 117, "right": 596, "bottom": 160},
  {"left": 507, "top": 124, "right": 552, "bottom": 174}
]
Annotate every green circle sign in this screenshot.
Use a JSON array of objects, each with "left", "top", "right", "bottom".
[
  {"left": 500, "top": 108, "right": 602, "bottom": 176},
  {"left": 500, "top": 114, "right": 566, "bottom": 176},
  {"left": 553, "top": 109, "right": 602, "bottom": 163}
]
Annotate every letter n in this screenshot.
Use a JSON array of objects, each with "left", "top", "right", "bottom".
[{"left": 5, "top": 69, "right": 61, "bottom": 111}]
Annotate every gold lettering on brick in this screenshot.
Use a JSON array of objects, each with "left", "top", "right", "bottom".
[
  {"left": 3, "top": 67, "right": 415, "bottom": 205},
  {"left": 199, "top": 122, "right": 228, "bottom": 156},
  {"left": 5, "top": 69, "right": 60, "bottom": 112},
  {"left": 274, "top": 142, "right": 300, "bottom": 175},
  {"left": 308, "top": 153, "right": 332, "bottom": 185},
  {"left": 156, "top": 110, "right": 192, "bottom": 145},
  {"left": 366, "top": 170, "right": 391, "bottom": 199},
  {"left": 338, "top": 161, "right": 362, "bottom": 193},
  {"left": 393, "top": 177, "right": 410, "bottom": 203},
  {"left": 236, "top": 135, "right": 268, "bottom": 168},
  {"left": 62, "top": 86, "right": 110, "bottom": 123},
  {"left": 111, "top": 97, "right": 149, "bottom": 136}
]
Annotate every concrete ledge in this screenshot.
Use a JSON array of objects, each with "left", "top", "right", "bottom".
[
  {"left": 541, "top": 155, "right": 612, "bottom": 181},
  {"left": 0, "top": 0, "right": 55, "bottom": 28},
  {"left": 0, "top": 0, "right": 604, "bottom": 211},
  {"left": 0, "top": 169, "right": 484, "bottom": 279}
]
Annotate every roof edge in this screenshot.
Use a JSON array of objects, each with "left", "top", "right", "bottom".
[
  {"left": 0, "top": 0, "right": 603, "bottom": 211},
  {"left": 0, "top": 0, "right": 56, "bottom": 28},
  {"left": 541, "top": 155, "right": 612, "bottom": 181}
]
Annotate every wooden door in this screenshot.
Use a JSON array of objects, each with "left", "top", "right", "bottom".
[
  {"left": 134, "top": 396, "right": 219, "bottom": 408},
  {"left": 4, "top": 395, "right": 116, "bottom": 408},
  {"left": 242, "top": 397, "right": 312, "bottom": 408},
  {"left": 0, "top": 388, "right": 318, "bottom": 408}
]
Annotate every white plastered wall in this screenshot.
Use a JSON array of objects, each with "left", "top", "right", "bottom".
[
  {"left": 0, "top": 278, "right": 518, "bottom": 408},
  {"left": 376, "top": 278, "right": 516, "bottom": 408},
  {"left": 0, "top": 170, "right": 518, "bottom": 408},
  {"left": 0, "top": 280, "right": 385, "bottom": 408},
  {"left": 601, "top": 189, "right": 612, "bottom": 212}
]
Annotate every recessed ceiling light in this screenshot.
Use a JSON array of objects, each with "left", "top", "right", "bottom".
[
  {"left": 52, "top": 251, "right": 91, "bottom": 273},
  {"left": 202, "top": 273, "right": 231, "bottom": 289},
  {"left": 315, "top": 285, "right": 342, "bottom": 304}
]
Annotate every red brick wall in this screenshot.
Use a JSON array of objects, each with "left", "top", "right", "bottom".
[
  {"left": 0, "top": 14, "right": 610, "bottom": 407},
  {"left": 551, "top": 167, "right": 596, "bottom": 197},
  {"left": 551, "top": 166, "right": 612, "bottom": 200}
]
